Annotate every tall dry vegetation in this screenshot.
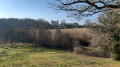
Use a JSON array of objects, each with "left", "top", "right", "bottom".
[
  {"left": 52, "top": 28, "right": 111, "bottom": 58},
  {"left": 34, "top": 28, "right": 93, "bottom": 51},
  {"left": 53, "top": 29, "right": 73, "bottom": 50},
  {"left": 51, "top": 28, "right": 96, "bottom": 46},
  {"left": 34, "top": 29, "right": 73, "bottom": 50},
  {"left": 34, "top": 29, "right": 52, "bottom": 47}
]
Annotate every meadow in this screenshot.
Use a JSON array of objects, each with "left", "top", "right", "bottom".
[{"left": 0, "top": 44, "right": 120, "bottom": 67}]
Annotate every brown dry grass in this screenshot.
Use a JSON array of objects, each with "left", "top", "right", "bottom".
[
  {"left": 51, "top": 28, "right": 91, "bottom": 38},
  {"left": 51, "top": 28, "right": 100, "bottom": 47}
]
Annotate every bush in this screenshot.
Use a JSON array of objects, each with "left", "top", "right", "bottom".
[
  {"left": 34, "top": 29, "right": 52, "bottom": 47},
  {"left": 13, "top": 28, "right": 34, "bottom": 44},
  {"left": 53, "top": 29, "right": 73, "bottom": 50},
  {"left": 100, "top": 45, "right": 110, "bottom": 58},
  {"left": 74, "top": 37, "right": 91, "bottom": 47},
  {"left": 111, "top": 43, "right": 120, "bottom": 60},
  {"left": 60, "top": 33, "right": 73, "bottom": 50},
  {"left": 90, "top": 11, "right": 120, "bottom": 60},
  {"left": 74, "top": 47, "right": 84, "bottom": 55},
  {"left": 84, "top": 45, "right": 110, "bottom": 58}
]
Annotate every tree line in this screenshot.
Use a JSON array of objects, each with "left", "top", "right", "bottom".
[
  {"left": 0, "top": 18, "right": 50, "bottom": 44},
  {"left": 0, "top": 18, "right": 88, "bottom": 51}
]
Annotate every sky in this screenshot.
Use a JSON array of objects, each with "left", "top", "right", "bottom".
[{"left": 0, "top": 0, "right": 98, "bottom": 24}]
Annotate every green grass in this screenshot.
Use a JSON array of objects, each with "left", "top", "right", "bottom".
[{"left": 0, "top": 44, "right": 120, "bottom": 67}]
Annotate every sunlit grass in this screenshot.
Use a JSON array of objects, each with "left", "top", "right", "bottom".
[{"left": 0, "top": 44, "right": 119, "bottom": 67}]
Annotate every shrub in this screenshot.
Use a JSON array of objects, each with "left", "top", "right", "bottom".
[
  {"left": 74, "top": 37, "right": 91, "bottom": 47},
  {"left": 111, "top": 43, "right": 120, "bottom": 60},
  {"left": 53, "top": 29, "right": 73, "bottom": 50},
  {"left": 84, "top": 45, "right": 110, "bottom": 58},
  {"left": 60, "top": 33, "right": 73, "bottom": 50},
  {"left": 90, "top": 11, "right": 120, "bottom": 60},
  {"left": 34, "top": 29, "right": 52, "bottom": 47},
  {"left": 74, "top": 47, "right": 84, "bottom": 55},
  {"left": 100, "top": 45, "right": 110, "bottom": 58},
  {"left": 13, "top": 28, "right": 34, "bottom": 44}
]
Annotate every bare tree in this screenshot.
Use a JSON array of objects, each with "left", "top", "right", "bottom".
[{"left": 51, "top": 0, "right": 120, "bottom": 19}]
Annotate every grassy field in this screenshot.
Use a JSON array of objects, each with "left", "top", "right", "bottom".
[{"left": 0, "top": 44, "right": 120, "bottom": 67}]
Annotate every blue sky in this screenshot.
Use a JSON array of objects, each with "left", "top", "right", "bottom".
[{"left": 0, "top": 0, "right": 97, "bottom": 24}]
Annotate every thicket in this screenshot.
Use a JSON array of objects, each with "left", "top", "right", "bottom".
[
  {"left": 34, "top": 29, "right": 73, "bottom": 50},
  {"left": 91, "top": 10, "right": 120, "bottom": 60},
  {"left": 34, "top": 29, "right": 52, "bottom": 47},
  {"left": 54, "top": 29, "right": 73, "bottom": 50}
]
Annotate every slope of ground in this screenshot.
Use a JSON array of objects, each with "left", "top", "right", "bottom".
[
  {"left": 51, "top": 28, "right": 91, "bottom": 38},
  {"left": 51, "top": 28, "right": 100, "bottom": 46},
  {"left": 0, "top": 44, "right": 120, "bottom": 67}
]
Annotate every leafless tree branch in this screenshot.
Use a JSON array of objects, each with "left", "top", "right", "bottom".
[{"left": 51, "top": 0, "right": 120, "bottom": 19}]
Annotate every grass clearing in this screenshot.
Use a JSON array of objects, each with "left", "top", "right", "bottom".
[{"left": 0, "top": 44, "right": 119, "bottom": 67}]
